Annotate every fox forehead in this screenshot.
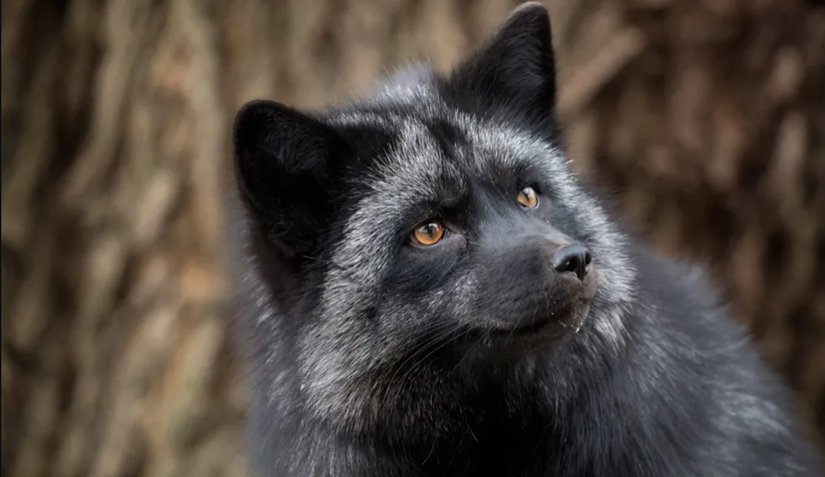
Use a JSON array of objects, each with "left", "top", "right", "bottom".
[{"left": 327, "top": 109, "right": 569, "bottom": 209}]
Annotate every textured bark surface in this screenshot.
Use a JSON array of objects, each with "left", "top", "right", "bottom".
[{"left": 2, "top": 1, "right": 823, "bottom": 476}]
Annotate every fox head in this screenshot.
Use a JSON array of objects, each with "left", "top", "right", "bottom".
[{"left": 230, "top": 2, "right": 636, "bottom": 440}]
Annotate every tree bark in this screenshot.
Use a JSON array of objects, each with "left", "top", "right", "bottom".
[{"left": 2, "top": 1, "right": 823, "bottom": 476}]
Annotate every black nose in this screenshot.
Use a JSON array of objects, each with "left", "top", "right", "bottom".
[{"left": 552, "top": 244, "right": 592, "bottom": 281}]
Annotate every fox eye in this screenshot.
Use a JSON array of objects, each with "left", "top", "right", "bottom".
[
  {"left": 517, "top": 187, "right": 539, "bottom": 208},
  {"left": 410, "top": 221, "right": 445, "bottom": 246}
]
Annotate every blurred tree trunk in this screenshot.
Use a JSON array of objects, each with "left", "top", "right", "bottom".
[{"left": 1, "top": 1, "right": 823, "bottom": 476}]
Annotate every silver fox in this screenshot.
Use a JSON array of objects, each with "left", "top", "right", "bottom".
[{"left": 227, "top": 3, "right": 823, "bottom": 476}]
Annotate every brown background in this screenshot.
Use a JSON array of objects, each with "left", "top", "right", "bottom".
[{"left": 2, "top": 0, "right": 824, "bottom": 476}]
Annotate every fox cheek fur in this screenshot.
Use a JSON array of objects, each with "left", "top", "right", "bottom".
[{"left": 227, "top": 2, "right": 823, "bottom": 476}]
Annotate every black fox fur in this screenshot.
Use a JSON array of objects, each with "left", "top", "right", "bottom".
[{"left": 226, "top": 3, "right": 824, "bottom": 476}]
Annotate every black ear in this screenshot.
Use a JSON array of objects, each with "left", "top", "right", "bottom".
[
  {"left": 444, "top": 2, "right": 557, "bottom": 126},
  {"left": 232, "top": 100, "right": 348, "bottom": 259}
]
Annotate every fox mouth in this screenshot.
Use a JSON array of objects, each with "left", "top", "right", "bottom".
[
  {"left": 488, "top": 312, "right": 559, "bottom": 337},
  {"left": 486, "top": 300, "right": 589, "bottom": 340},
  {"left": 492, "top": 318, "right": 551, "bottom": 336}
]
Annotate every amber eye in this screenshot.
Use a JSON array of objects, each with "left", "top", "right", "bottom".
[
  {"left": 517, "top": 187, "right": 539, "bottom": 208},
  {"left": 411, "top": 221, "right": 445, "bottom": 246}
]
